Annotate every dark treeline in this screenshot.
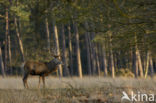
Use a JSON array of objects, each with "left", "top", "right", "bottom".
[{"left": 0, "top": 0, "right": 155, "bottom": 78}]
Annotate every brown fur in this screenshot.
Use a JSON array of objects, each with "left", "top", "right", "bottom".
[{"left": 22, "top": 58, "right": 61, "bottom": 88}]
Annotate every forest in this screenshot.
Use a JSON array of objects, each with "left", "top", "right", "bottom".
[{"left": 0, "top": 0, "right": 156, "bottom": 78}]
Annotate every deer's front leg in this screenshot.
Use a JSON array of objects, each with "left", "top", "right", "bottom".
[
  {"left": 23, "top": 73, "right": 29, "bottom": 88},
  {"left": 42, "top": 76, "right": 45, "bottom": 88}
]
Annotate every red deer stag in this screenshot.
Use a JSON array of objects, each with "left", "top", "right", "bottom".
[{"left": 22, "top": 55, "right": 62, "bottom": 88}]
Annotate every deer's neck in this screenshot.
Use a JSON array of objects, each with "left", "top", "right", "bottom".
[{"left": 46, "top": 61, "right": 57, "bottom": 72}]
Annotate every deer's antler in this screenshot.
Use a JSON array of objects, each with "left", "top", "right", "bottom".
[{"left": 51, "top": 48, "right": 61, "bottom": 58}]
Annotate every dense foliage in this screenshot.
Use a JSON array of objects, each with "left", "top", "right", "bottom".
[{"left": 0, "top": 0, "right": 155, "bottom": 77}]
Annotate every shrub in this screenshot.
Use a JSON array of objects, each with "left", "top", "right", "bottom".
[{"left": 116, "top": 68, "right": 134, "bottom": 77}]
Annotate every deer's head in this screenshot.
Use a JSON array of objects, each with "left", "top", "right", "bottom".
[{"left": 50, "top": 48, "right": 63, "bottom": 66}]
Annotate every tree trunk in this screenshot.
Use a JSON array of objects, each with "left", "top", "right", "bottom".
[
  {"left": 4, "top": 8, "right": 9, "bottom": 73},
  {"left": 145, "top": 51, "right": 150, "bottom": 78},
  {"left": 61, "top": 25, "right": 69, "bottom": 76},
  {"left": 132, "top": 48, "right": 138, "bottom": 78},
  {"left": 8, "top": 35, "right": 12, "bottom": 74},
  {"left": 45, "top": 18, "right": 50, "bottom": 53},
  {"left": 87, "top": 34, "right": 95, "bottom": 75},
  {"left": 136, "top": 61, "right": 139, "bottom": 78},
  {"left": 7, "top": 0, "right": 12, "bottom": 75},
  {"left": 73, "top": 22, "right": 83, "bottom": 78},
  {"left": 110, "top": 48, "right": 115, "bottom": 78},
  {"left": 133, "top": 51, "right": 139, "bottom": 78},
  {"left": 85, "top": 22, "right": 92, "bottom": 76},
  {"left": 14, "top": 17, "right": 25, "bottom": 62},
  {"left": 135, "top": 33, "right": 143, "bottom": 77},
  {"left": 130, "top": 48, "right": 133, "bottom": 73},
  {"left": 109, "top": 31, "right": 115, "bottom": 78},
  {"left": 95, "top": 44, "right": 101, "bottom": 77},
  {"left": 67, "top": 25, "right": 73, "bottom": 76},
  {"left": 114, "top": 52, "right": 118, "bottom": 72},
  {"left": 136, "top": 50, "right": 144, "bottom": 77},
  {"left": 149, "top": 56, "right": 154, "bottom": 77},
  {"left": 52, "top": 22, "right": 63, "bottom": 77},
  {"left": 102, "top": 45, "right": 108, "bottom": 76},
  {"left": 90, "top": 33, "right": 97, "bottom": 75},
  {"left": 0, "top": 47, "right": 5, "bottom": 77},
  {"left": 85, "top": 33, "right": 92, "bottom": 76}
]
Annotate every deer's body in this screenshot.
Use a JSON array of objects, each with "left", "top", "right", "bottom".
[
  {"left": 24, "top": 61, "right": 58, "bottom": 76},
  {"left": 22, "top": 58, "right": 62, "bottom": 88}
]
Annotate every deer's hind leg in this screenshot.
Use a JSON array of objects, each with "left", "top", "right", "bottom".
[
  {"left": 38, "top": 76, "right": 42, "bottom": 88},
  {"left": 23, "top": 72, "right": 29, "bottom": 88}
]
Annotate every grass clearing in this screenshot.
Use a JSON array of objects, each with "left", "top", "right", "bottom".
[{"left": 0, "top": 76, "right": 156, "bottom": 103}]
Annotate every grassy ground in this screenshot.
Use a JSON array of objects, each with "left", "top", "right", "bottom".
[{"left": 0, "top": 76, "right": 156, "bottom": 103}]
